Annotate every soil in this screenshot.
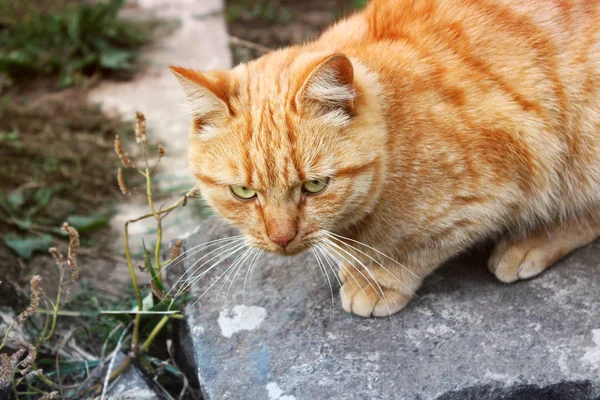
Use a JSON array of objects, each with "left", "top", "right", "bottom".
[
  {"left": 0, "top": 81, "right": 141, "bottom": 300},
  {"left": 226, "top": 0, "right": 364, "bottom": 64}
]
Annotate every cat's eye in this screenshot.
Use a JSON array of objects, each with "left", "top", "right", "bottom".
[
  {"left": 302, "top": 178, "right": 330, "bottom": 194},
  {"left": 230, "top": 185, "right": 257, "bottom": 200}
]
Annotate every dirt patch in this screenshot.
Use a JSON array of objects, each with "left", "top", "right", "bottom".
[
  {"left": 0, "top": 81, "right": 141, "bottom": 299},
  {"left": 226, "top": 0, "right": 366, "bottom": 64}
]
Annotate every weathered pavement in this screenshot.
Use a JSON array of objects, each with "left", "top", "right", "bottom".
[
  {"left": 180, "top": 218, "right": 600, "bottom": 400},
  {"left": 89, "top": 0, "right": 231, "bottom": 260}
]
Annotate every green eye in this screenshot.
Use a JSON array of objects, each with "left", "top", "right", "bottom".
[
  {"left": 230, "top": 185, "right": 257, "bottom": 200},
  {"left": 302, "top": 178, "right": 329, "bottom": 194}
]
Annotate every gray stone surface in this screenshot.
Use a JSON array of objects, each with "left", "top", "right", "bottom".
[
  {"left": 180, "top": 218, "right": 600, "bottom": 400},
  {"left": 106, "top": 353, "right": 158, "bottom": 399}
]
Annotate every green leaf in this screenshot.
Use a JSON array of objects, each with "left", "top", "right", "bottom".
[
  {"left": 4, "top": 234, "right": 52, "bottom": 259},
  {"left": 6, "top": 188, "right": 26, "bottom": 208},
  {"left": 42, "top": 359, "right": 101, "bottom": 377},
  {"left": 99, "top": 48, "right": 133, "bottom": 70},
  {"left": 33, "top": 187, "right": 53, "bottom": 208},
  {"left": 142, "top": 238, "right": 165, "bottom": 293},
  {"left": 67, "top": 213, "right": 111, "bottom": 233}
]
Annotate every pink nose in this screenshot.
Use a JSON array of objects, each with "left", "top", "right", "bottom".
[{"left": 269, "top": 232, "right": 297, "bottom": 248}]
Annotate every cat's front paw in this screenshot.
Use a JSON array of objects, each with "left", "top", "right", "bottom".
[{"left": 340, "top": 279, "right": 411, "bottom": 317}]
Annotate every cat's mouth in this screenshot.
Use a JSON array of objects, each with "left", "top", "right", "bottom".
[{"left": 257, "top": 236, "right": 314, "bottom": 256}]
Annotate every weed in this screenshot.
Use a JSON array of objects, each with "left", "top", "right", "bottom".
[
  {"left": 0, "top": 111, "right": 199, "bottom": 399},
  {"left": 226, "top": 0, "right": 294, "bottom": 24},
  {"left": 0, "top": 0, "right": 155, "bottom": 86}
]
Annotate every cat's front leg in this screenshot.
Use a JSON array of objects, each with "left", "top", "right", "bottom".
[{"left": 338, "top": 258, "right": 422, "bottom": 317}]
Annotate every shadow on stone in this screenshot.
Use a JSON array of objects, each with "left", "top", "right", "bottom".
[{"left": 437, "top": 380, "right": 599, "bottom": 400}]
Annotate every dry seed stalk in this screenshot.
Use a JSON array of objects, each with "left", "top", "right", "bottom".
[
  {"left": 135, "top": 111, "right": 147, "bottom": 144},
  {"left": 17, "top": 341, "right": 36, "bottom": 375},
  {"left": 49, "top": 247, "right": 65, "bottom": 265},
  {"left": 158, "top": 144, "right": 165, "bottom": 158},
  {"left": 118, "top": 168, "right": 131, "bottom": 196},
  {"left": 62, "top": 222, "right": 80, "bottom": 280},
  {"left": 0, "top": 353, "right": 11, "bottom": 389},
  {"left": 114, "top": 135, "right": 134, "bottom": 167},
  {"left": 169, "top": 239, "right": 183, "bottom": 260},
  {"left": 15, "top": 275, "right": 42, "bottom": 325}
]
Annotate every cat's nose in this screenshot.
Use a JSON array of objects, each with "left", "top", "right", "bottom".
[{"left": 269, "top": 231, "right": 297, "bottom": 248}]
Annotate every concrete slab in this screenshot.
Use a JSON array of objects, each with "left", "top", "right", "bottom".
[{"left": 179, "top": 218, "right": 600, "bottom": 400}]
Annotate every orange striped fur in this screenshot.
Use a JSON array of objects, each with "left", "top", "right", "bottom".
[{"left": 172, "top": 0, "right": 600, "bottom": 317}]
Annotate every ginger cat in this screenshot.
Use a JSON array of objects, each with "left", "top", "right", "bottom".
[{"left": 172, "top": 0, "right": 600, "bottom": 317}]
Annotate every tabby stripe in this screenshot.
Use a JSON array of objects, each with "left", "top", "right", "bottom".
[
  {"left": 336, "top": 159, "right": 378, "bottom": 178},
  {"left": 195, "top": 174, "right": 220, "bottom": 187},
  {"left": 460, "top": 0, "right": 568, "bottom": 129}
]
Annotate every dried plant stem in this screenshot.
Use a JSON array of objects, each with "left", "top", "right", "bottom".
[
  {"left": 43, "top": 270, "right": 65, "bottom": 342},
  {"left": 140, "top": 316, "right": 170, "bottom": 352},
  {"left": 123, "top": 220, "right": 144, "bottom": 351},
  {"left": 83, "top": 356, "right": 132, "bottom": 397},
  {"left": 140, "top": 141, "right": 163, "bottom": 283}
]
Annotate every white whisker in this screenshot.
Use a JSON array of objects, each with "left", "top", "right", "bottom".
[
  {"left": 325, "top": 235, "right": 419, "bottom": 299},
  {"left": 311, "top": 247, "right": 335, "bottom": 316},
  {"left": 322, "top": 239, "right": 394, "bottom": 319},
  {"left": 167, "top": 238, "right": 246, "bottom": 298},
  {"left": 218, "top": 248, "right": 257, "bottom": 310},
  {"left": 317, "top": 243, "right": 384, "bottom": 318},
  {"left": 174, "top": 242, "right": 247, "bottom": 299},
  {"left": 315, "top": 246, "right": 343, "bottom": 288},
  {"left": 325, "top": 231, "right": 419, "bottom": 279},
  {"left": 242, "top": 250, "right": 262, "bottom": 304},
  {"left": 159, "top": 235, "right": 245, "bottom": 278},
  {"left": 189, "top": 248, "right": 252, "bottom": 308}
]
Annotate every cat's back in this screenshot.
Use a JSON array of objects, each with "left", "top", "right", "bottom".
[
  {"left": 317, "top": 0, "right": 600, "bottom": 145},
  {"left": 319, "top": 0, "right": 600, "bottom": 120},
  {"left": 314, "top": 0, "right": 600, "bottom": 213}
]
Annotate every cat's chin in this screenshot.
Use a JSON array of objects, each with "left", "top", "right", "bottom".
[{"left": 267, "top": 244, "right": 310, "bottom": 257}]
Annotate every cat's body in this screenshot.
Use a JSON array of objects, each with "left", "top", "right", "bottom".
[{"left": 173, "top": 0, "right": 600, "bottom": 316}]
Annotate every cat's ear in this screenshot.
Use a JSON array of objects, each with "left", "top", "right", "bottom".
[
  {"left": 295, "top": 54, "right": 355, "bottom": 116},
  {"left": 170, "top": 66, "right": 232, "bottom": 134}
]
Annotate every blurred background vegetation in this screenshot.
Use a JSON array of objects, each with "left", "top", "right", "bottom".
[{"left": 0, "top": 0, "right": 159, "bottom": 268}]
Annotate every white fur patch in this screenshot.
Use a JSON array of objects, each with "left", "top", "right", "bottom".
[
  {"left": 317, "top": 108, "right": 351, "bottom": 127},
  {"left": 177, "top": 78, "right": 224, "bottom": 119},
  {"left": 306, "top": 65, "right": 355, "bottom": 106}
]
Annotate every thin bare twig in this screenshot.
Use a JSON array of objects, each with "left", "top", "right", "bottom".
[{"left": 229, "top": 35, "right": 272, "bottom": 53}]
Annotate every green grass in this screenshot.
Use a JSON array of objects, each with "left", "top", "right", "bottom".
[
  {"left": 0, "top": 0, "right": 154, "bottom": 86},
  {"left": 226, "top": 0, "right": 294, "bottom": 24}
]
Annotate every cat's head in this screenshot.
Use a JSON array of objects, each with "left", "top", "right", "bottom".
[{"left": 172, "top": 51, "right": 387, "bottom": 255}]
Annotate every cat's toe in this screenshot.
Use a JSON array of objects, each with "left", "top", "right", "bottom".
[
  {"left": 341, "top": 282, "right": 410, "bottom": 317},
  {"left": 488, "top": 241, "right": 527, "bottom": 283},
  {"left": 488, "top": 239, "right": 553, "bottom": 283},
  {"left": 372, "top": 289, "right": 411, "bottom": 317}
]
